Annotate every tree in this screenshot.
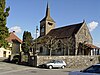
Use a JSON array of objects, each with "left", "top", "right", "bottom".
[
  {"left": 22, "top": 31, "right": 33, "bottom": 53},
  {"left": 0, "top": 0, "right": 10, "bottom": 48},
  {"left": 37, "top": 35, "right": 57, "bottom": 56}
]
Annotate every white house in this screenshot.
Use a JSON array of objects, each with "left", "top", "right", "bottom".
[
  {"left": 0, "top": 47, "right": 11, "bottom": 58},
  {"left": 6, "top": 32, "right": 22, "bottom": 55},
  {"left": 0, "top": 32, "right": 22, "bottom": 58}
]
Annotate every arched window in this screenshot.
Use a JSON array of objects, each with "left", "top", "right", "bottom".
[{"left": 40, "top": 47, "right": 43, "bottom": 53}]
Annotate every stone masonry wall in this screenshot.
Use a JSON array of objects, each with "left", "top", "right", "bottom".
[{"left": 37, "top": 55, "right": 100, "bottom": 68}]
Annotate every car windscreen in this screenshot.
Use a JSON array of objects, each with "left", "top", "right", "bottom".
[
  {"left": 82, "top": 65, "right": 100, "bottom": 73},
  {"left": 47, "top": 60, "right": 62, "bottom": 63},
  {"left": 47, "top": 60, "right": 55, "bottom": 63}
]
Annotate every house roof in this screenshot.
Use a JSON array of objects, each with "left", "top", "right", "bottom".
[
  {"left": 6, "top": 32, "right": 22, "bottom": 44},
  {"left": 47, "top": 22, "right": 84, "bottom": 38},
  {"left": 85, "top": 44, "right": 100, "bottom": 49}
]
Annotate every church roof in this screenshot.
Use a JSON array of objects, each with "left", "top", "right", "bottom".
[
  {"left": 40, "top": 16, "right": 55, "bottom": 23},
  {"left": 47, "top": 22, "right": 84, "bottom": 38}
]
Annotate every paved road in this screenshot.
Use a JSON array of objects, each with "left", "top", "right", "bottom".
[{"left": 0, "top": 61, "right": 81, "bottom": 75}]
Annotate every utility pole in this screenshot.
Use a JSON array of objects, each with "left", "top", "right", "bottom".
[{"left": 32, "top": 26, "right": 39, "bottom": 67}]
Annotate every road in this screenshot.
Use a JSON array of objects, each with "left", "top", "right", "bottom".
[{"left": 0, "top": 61, "right": 81, "bottom": 75}]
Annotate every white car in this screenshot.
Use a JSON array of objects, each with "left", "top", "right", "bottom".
[
  {"left": 38, "top": 60, "right": 66, "bottom": 69},
  {"left": 69, "top": 64, "right": 100, "bottom": 75}
]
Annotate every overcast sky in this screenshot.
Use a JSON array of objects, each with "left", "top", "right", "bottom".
[{"left": 6, "top": 0, "right": 100, "bottom": 47}]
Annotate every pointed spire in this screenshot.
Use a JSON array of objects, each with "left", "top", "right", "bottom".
[
  {"left": 46, "top": 2, "right": 50, "bottom": 17},
  {"left": 40, "top": 2, "right": 55, "bottom": 23},
  {"left": 47, "top": 2, "right": 50, "bottom": 8},
  {"left": 83, "top": 19, "right": 86, "bottom": 23}
]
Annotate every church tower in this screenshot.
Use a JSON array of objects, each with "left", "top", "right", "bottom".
[{"left": 40, "top": 3, "right": 55, "bottom": 37}]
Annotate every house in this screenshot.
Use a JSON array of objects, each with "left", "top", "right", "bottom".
[
  {"left": 6, "top": 32, "right": 22, "bottom": 57},
  {"left": 0, "top": 32, "right": 22, "bottom": 58},
  {"left": 0, "top": 47, "right": 11, "bottom": 58},
  {"left": 34, "top": 3, "right": 100, "bottom": 56}
]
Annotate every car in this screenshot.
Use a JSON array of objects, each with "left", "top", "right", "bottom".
[
  {"left": 12, "top": 55, "right": 20, "bottom": 64},
  {"left": 69, "top": 64, "right": 100, "bottom": 75},
  {"left": 38, "top": 60, "right": 66, "bottom": 69}
]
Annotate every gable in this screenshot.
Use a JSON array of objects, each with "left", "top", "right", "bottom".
[
  {"left": 6, "top": 32, "right": 22, "bottom": 44},
  {"left": 76, "top": 22, "right": 93, "bottom": 44}
]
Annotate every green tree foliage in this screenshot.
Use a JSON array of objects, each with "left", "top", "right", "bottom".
[
  {"left": 0, "top": 0, "right": 10, "bottom": 48},
  {"left": 22, "top": 31, "right": 33, "bottom": 53}
]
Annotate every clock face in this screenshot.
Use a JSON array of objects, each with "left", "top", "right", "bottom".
[{"left": 48, "top": 22, "right": 53, "bottom": 26}]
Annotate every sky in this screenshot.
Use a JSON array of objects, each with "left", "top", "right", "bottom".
[{"left": 6, "top": 0, "right": 100, "bottom": 47}]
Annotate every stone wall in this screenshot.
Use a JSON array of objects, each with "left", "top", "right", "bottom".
[{"left": 37, "top": 55, "right": 100, "bottom": 68}]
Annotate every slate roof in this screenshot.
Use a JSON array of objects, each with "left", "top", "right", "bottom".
[
  {"left": 6, "top": 32, "right": 22, "bottom": 44},
  {"left": 47, "top": 22, "right": 84, "bottom": 38}
]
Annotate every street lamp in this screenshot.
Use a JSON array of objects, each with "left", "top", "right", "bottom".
[{"left": 35, "top": 26, "right": 39, "bottom": 56}]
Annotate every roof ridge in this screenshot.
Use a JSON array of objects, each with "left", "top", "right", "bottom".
[
  {"left": 6, "top": 32, "right": 22, "bottom": 43},
  {"left": 53, "top": 22, "right": 83, "bottom": 30},
  {"left": 12, "top": 33, "right": 22, "bottom": 43}
]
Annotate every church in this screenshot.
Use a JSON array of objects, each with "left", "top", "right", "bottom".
[{"left": 35, "top": 3, "right": 100, "bottom": 56}]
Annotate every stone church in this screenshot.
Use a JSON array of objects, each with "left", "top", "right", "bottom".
[{"left": 35, "top": 3, "right": 100, "bottom": 56}]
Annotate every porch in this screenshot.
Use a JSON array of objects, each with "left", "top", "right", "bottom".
[{"left": 85, "top": 44, "right": 100, "bottom": 55}]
